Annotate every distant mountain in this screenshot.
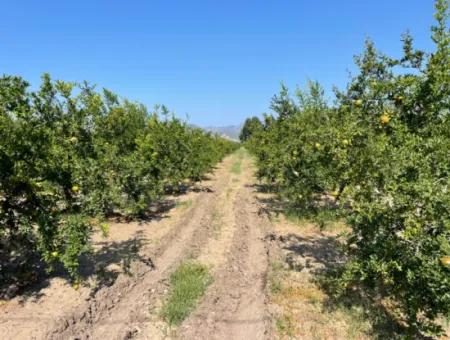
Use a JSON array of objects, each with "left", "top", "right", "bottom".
[{"left": 203, "top": 124, "right": 243, "bottom": 141}]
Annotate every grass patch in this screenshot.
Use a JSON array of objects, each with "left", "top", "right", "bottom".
[
  {"left": 272, "top": 274, "right": 375, "bottom": 339},
  {"left": 285, "top": 208, "right": 348, "bottom": 234},
  {"left": 276, "top": 314, "right": 295, "bottom": 338},
  {"left": 161, "top": 262, "right": 212, "bottom": 325},
  {"left": 269, "top": 261, "right": 285, "bottom": 294},
  {"left": 235, "top": 147, "right": 247, "bottom": 159},
  {"left": 230, "top": 161, "right": 241, "bottom": 174},
  {"left": 230, "top": 147, "right": 247, "bottom": 174}
]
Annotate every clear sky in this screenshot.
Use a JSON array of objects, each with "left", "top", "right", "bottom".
[{"left": 1, "top": 1, "right": 437, "bottom": 126}]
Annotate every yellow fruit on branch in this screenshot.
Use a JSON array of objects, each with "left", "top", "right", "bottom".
[
  {"left": 71, "top": 185, "right": 80, "bottom": 193},
  {"left": 315, "top": 142, "right": 321, "bottom": 149},
  {"left": 354, "top": 99, "right": 363, "bottom": 107},
  {"left": 440, "top": 256, "right": 450, "bottom": 268},
  {"left": 342, "top": 139, "right": 349, "bottom": 146},
  {"left": 380, "top": 113, "right": 390, "bottom": 125},
  {"left": 51, "top": 251, "right": 58, "bottom": 257}
]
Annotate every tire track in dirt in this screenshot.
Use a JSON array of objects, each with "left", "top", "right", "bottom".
[
  {"left": 131, "top": 152, "right": 250, "bottom": 339},
  {"left": 44, "top": 156, "right": 237, "bottom": 340},
  {"left": 176, "top": 155, "right": 270, "bottom": 340}
]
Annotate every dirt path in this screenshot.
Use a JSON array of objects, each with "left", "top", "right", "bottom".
[
  {"left": 0, "top": 149, "right": 271, "bottom": 340},
  {"left": 176, "top": 155, "right": 269, "bottom": 340}
]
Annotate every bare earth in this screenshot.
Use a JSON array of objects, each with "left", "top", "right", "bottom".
[{"left": 0, "top": 150, "right": 273, "bottom": 340}]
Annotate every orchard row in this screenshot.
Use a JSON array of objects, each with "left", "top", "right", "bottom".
[
  {"left": 244, "top": 0, "right": 449, "bottom": 336},
  {"left": 0, "top": 74, "right": 238, "bottom": 280}
]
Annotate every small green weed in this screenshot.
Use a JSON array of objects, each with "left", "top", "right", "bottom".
[{"left": 161, "top": 262, "right": 212, "bottom": 325}]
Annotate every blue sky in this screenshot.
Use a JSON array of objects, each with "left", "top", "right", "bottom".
[{"left": 0, "top": 1, "right": 436, "bottom": 126}]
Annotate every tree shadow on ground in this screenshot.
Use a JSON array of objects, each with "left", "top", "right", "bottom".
[
  {"left": 190, "top": 185, "right": 214, "bottom": 193},
  {"left": 0, "top": 249, "right": 48, "bottom": 301},
  {"left": 163, "top": 171, "right": 216, "bottom": 195},
  {"left": 1, "top": 198, "right": 174, "bottom": 302},
  {"left": 7, "top": 231, "right": 154, "bottom": 303},
  {"left": 1, "top": 169, "right": 216, "bottom": 302},
  {"left": 246, "top": 182, "right": 278, "bottom": 193},
  {"left": 279, "top": 233, "right": 345, "bottom": 268},
  {"left": 107, "top": 198, "right": 177, "bottom": 223},
  {"left": 255, "top": 185, "right": 422, "bottom": 340},
  {"left": 252, "top": 184, "right": 342, "bottom": 229},
  {"left": 80, "top": 231, "right": 155, "bottom": 295},
  {"left": 140, "top": 199, "right": 177, "bottom": 221},
  {"left": 273, "top": 231, "right": 416, "bottom": 339}
]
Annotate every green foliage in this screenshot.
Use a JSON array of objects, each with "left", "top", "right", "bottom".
[
  {"left": 239, "top": 116, "right": 263, "bottom": 142},
  {"left": 0, "top": 74, "right": 238, "bottom": 281},
  {"left": 161, "top": 262, "right": 212, "bottom": 325},
  {"left": 246, "top": 0, "right": 450, "bottom": 335}
]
